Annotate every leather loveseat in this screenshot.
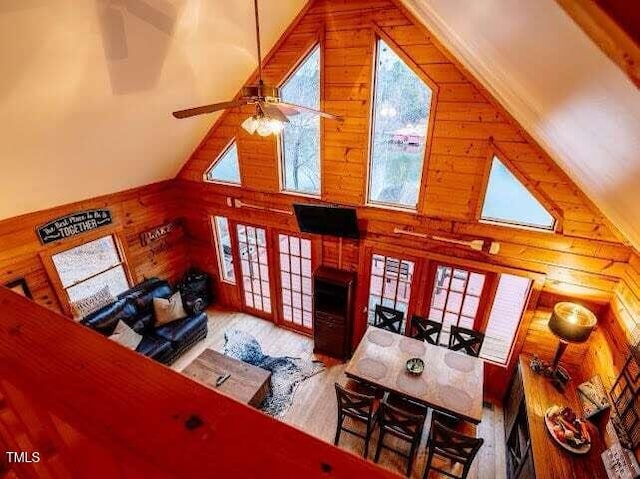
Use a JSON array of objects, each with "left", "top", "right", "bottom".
[{"left": 81, "top": 278, "right": 208, "bottom": 364}]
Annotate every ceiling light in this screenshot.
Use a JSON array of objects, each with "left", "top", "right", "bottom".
[{"left": 241, "top": 114, "right": 284, "bottom": 137}]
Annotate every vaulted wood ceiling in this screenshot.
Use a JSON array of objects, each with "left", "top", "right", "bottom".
[{"left": 1, "top": 0, "right": 639, "bottom": 250}]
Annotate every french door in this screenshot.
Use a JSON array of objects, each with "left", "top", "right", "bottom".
[
  {"left": 235, "top": 223, "right": 272, "bottom": 318},
  {"left": 276, "top": 232, "right": 315, "bottom": 332},
  {"left": 425, "top": 264, "right": 491, "bottom": 346},
  {"left": 364, "top": 250, "right": 420, "bottom": 334}
]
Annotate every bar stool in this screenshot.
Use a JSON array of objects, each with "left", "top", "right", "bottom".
[
  {"left": 373, "top": 305, "right": 404, "bottom": 334},
  {"left": 448, "top": 325, "right": 485, "bottom": 357},
  {"left": 334, "top": 381, "right": 379, "bottom": 458},
  {"left": 423, "top": 411, "right": 484, "bottom": 479},
  {"left": 411, "top": 315, "right": 443, "bottom": 345},
  {"left": 374, "top": 394, "right": 428, "bottom": 476}
]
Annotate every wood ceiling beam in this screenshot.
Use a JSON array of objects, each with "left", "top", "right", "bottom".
[{"left": 555, "top": 0, "right": 640, "bottom": 88}]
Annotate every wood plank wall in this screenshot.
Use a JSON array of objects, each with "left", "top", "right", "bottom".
[
  {"left": 0, "top": 181, "right": 190, "bottom": 317},
  {"left": 175, "top": 0, "right": 637, "bottom": 394}
]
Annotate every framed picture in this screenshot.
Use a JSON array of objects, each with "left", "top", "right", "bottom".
[{"left": 5, "top": 278, "right": 33, "bottom": 299}]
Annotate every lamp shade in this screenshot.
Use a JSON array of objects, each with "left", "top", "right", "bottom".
[{"left": 548, "top": 302, "right": 597, "bottom": 343}]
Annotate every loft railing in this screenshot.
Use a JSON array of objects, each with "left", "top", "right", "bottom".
[{"left": 0, "top": 287, "right": 396, "bottom": 478}]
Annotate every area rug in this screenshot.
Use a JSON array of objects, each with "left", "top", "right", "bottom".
[{"left": 223, "top": 329, "right": 325, "bottom": 417}]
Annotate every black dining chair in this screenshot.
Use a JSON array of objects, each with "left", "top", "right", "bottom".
[
  {"left": 448, "top": 325, "right": 485, "bottom": 357},
  {"left": 423, "top": 412, "right": 484, "bottom": 479},
  {"left": 411, "top": 315, "right": 442, "bottom": 345},
  {"left": 374, "top": 394, "right": 428, "bottom": 476},
  {"left": 334, "top": 382, "right": 379, "bottom": 458},
  {"left": 373, "top": 305, "right": 404, "bottom": 334}
]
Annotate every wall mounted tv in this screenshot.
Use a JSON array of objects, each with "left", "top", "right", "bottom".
[{"left": 293, "top": 204, "right": 359, "bottom": 239}]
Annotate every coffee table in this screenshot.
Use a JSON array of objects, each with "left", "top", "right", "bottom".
[{"left": 182, "top": 349, "right": 271, "bottom": 407}]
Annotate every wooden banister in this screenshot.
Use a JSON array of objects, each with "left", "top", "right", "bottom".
[{"left": 0, "top": 287, "right": 397, "bottom": 478}]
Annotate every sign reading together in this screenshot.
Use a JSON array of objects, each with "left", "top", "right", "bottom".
[{"left": 36, "top": 209, "right": 112, "bottom": 245}]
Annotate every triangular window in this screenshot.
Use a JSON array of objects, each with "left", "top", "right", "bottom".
[
  {"left": 205, "top": 140, "right": 241, "bottom": 185},
  {"left": 481, "top": 156, "right": 555, "bottom": 230},
  {"left": 280, "top": 45, "right": 321, "bottom": 195}
]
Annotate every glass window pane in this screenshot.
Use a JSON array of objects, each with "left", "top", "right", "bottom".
[
  {"left": 301, "top": 239, "right": 311, "bottom": 259},
  {"left": 66, "top": 266, "right": 129, "bottom": 303},
  {"left": 368, "top": 38, "right": 432, "bottom": 209},
  {"left": 205, "top": 141, "right": 241, "bottom": 184},
  {"left": 280, "top": 46, "right": 321, "bottom": 195},
  {"left": 481, "top": 156, "right": 555, "bottom": 230},
  {"left": 279, "top": 234, "right": 289, "bottom": 253},
  {"left": 214, "top": 216, "right": 235, "bottom": 283},
  {"left": 53, "top": 236, "right": 122, "bottom": 288},
  {"left": 468, "top": 273, "right": 485, "bottom": 296},
  {"left": 480, "top": 274, "right": 532, "bottom": 364}
]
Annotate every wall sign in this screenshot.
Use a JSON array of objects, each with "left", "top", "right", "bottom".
[
  {"left": 140, "top": 219, "right": 182, "bottom": 246},
  {"left": 36, "top": 209, "right": 112, "bottom": 245}
]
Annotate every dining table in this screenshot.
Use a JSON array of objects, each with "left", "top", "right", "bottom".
[{"left": 344, "top": 326, "right": 485, "bottom": 424}]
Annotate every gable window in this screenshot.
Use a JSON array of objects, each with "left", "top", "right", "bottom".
[
  {"left": 481, "top": 156, "right": 555, "bottom": 230},
  {"left": 212, "top": 216, "right": 235, "bottom": 284},
  {"left": 52, "top": 235, "right": 130, "bottom": 303},
  {"left": 279, "top": 45, "right": 321, "bottom": 195},
  {"left": 205, "top": 140, "right": 241, "bottom": 185},
  {"left": 368, "top": 38, "right": 433, "bottom": 209}
]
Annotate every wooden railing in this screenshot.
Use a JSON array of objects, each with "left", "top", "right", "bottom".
[{"left": 0, "top": 287, "right": 396, "bottom": 478}]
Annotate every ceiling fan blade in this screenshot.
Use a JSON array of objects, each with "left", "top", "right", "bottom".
[
  {"left": 124, "top": 0, "right": 175, "bottom": 35},
  {"left": 260, "top": 103, "right": 290, "bottom": 123},
  {"left": 172, "top": 99, "right": 247, "bottom": 119},
  {"left": 277, "top": 102, "right": 343, "bottom": 121}
]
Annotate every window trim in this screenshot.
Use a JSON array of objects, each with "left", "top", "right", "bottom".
[
  {"left": 203, "top": 138, "right": 242, "bottom": 187},
  {"left": 475, "top": 144, "right": 562, "bottom": 233},
  {"left": 41, "top": 228, "right": 133, "bottom": 316},
  {"left": 277, "top": 42, "right": 323, "bottom": 197},
  {"left": 211, "top": 216, "right": 236, "bottom": 285},
  {"left": 365, "top": 25, "right": 439, "bottom": 212}
]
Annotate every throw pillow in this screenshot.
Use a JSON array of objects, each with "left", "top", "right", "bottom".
[
  {"left": 153, "top": 291, "right": 187, "bottom": 326},
  {"left": 109, "top": 320, "right": 143, "bottom": 350},
  {"left": 70, "top": 285, "right": 115, "bottom": 321}
]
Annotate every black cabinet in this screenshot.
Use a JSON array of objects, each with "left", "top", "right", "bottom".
[
  {"left": 313, "top": 267, "right": 355, "bottom": 360},
  {"left": 505, "top": 364, "right": 533, "bottom": 479}
]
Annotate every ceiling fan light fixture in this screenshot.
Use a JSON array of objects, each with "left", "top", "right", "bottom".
[
  {"left": 242, "top": 114, "right": 284, "bottom": 137},
  {"left": 241, "top": 115, "right": 259, "bottom": 134}
]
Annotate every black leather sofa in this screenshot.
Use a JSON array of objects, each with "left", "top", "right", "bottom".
[{"left": 81, "top": 278, "right": 208, "bottom": 364}]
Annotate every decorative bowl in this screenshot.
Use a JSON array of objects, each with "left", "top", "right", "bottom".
[{"left": 406, "top": 357, "right": 425, "bottom": 375}]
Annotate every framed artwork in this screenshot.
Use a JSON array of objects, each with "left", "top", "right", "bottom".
[{"left": 5, "top": 278, "right": 33, "bottom": 299}]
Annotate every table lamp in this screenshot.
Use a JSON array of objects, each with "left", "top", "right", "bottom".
[{"left": 548, "top": 302, "right": 597, "bottom": 370}]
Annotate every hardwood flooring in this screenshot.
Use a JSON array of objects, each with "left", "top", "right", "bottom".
[{"left": 173, "top": 309, "right": 507, "bottom": 479}]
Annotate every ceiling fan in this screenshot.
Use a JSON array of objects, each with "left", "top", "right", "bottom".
[{"left": 172, "top": 0, "right": 343, "bottom": 136}]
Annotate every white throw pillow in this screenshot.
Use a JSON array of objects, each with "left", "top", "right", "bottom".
[
  {"left": 70, "top": 285, "right": 115, "bottom": 321},
  {"left": 153, "top": 291, "right": 187, "bottom": 326},
  {"left": 109, "top": 320, "right": 143, "bottom": 350}
]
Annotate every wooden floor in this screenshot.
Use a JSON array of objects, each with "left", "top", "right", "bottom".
[{"left": 173, "top": 309, "right": 507, "bottom": 479}]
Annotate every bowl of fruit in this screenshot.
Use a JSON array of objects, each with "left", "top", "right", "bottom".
[{"left": 544, "top": 405, "right": 591, "bottom": 454}]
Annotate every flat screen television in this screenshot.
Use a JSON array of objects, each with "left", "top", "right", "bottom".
[{"left": 293, "top": 204, "right": 359, "bottom": 239}]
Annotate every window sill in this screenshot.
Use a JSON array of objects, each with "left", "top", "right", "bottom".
[{"left": 478, "top": 218, "right": 556, "bottom": 234}]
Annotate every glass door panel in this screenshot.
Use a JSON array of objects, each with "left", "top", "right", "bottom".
[
  {"left": 236, "top": 224, "right": 271, "bottom": 315},
  {"left": 278, "top": 233, "right": 313, "bottom": 330},
  {"left": 428, "top": 265, "right": 486, "bottom": 345},
  {"left": 366, "top": 253, "right": 415, "bottom": 333}
]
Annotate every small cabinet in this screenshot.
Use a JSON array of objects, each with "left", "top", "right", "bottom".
[
  {"left": 313, "top": 267, "right": 355, "bottom": 360},
  {"left": 505, "top": 365, "right": 532, "bottom": 479}
]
